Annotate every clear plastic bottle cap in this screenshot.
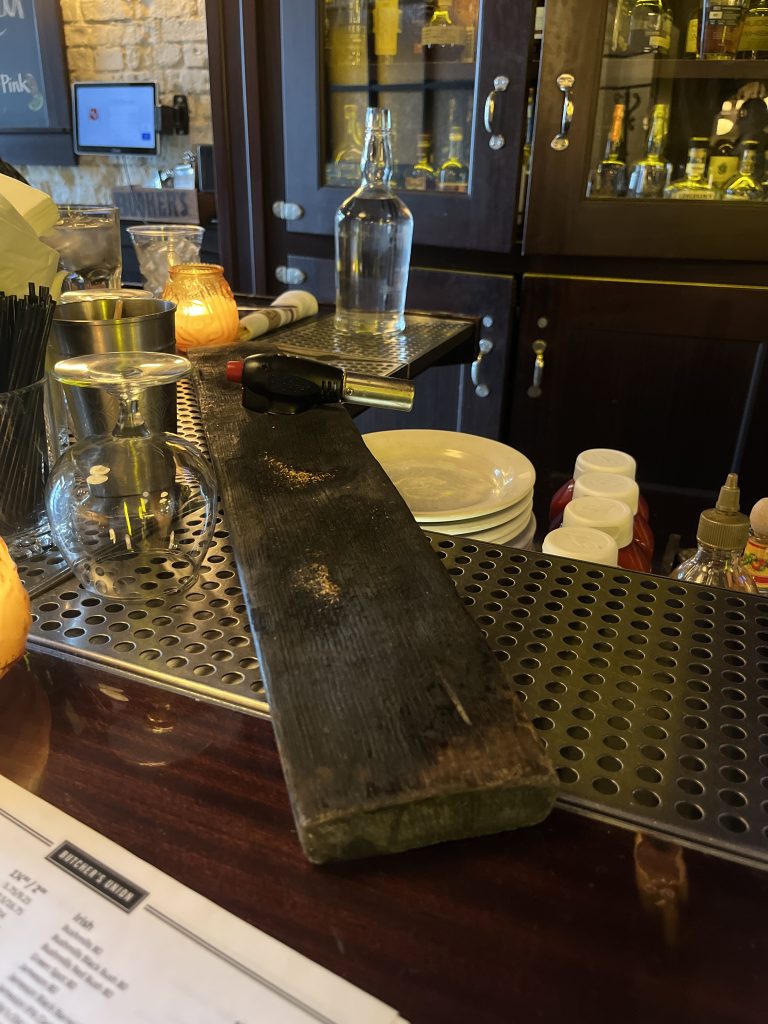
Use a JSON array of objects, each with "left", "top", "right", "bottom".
[
  {"left": 574, "top": 448, "right": 637, "bottom": 480},
  {"left": 542, "top": 526, "right": 619, "bottom": 567},
  {"left": 563, "top": 496, "right": 634, "bottom": 548},
  {"left": 573, "top": 471, "right": 640, "bottom": 515}
]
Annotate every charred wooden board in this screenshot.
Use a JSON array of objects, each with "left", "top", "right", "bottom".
[{"left": 192, "top": 346, "right": 557, "bottom": 863}]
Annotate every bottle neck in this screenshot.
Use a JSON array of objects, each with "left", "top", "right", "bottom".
[
  {"left": 646, "top": 106, "right": 667, "bottom": 159},
  {"left": 604, "top": 104, "right": 625, "bottom": 161},
  {"left": 685, "top": 147, "right": 708, "bottom": 180},
  {"left": 447, "top": 132, "right": 462, "bottom": 162},
  {"left": 360, "top": 128, "right": 393, "bottom": 185},
  {"left": 740, "top": 148, "right": 758, "bottom": 176},
  {"left": 695, "top": 541, "right": 744, "bottom": 564}
]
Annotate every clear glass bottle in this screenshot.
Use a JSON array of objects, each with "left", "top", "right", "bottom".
[
  {"left": 699, "top": 0, "right": 748, "bottom": 58},
  {"left": 404, "top": 133, "right": 436, "bottom": 190},
  {"left": 628, "top": 0, "right": 667, "bottom": 53},
  {"left": 334, "top": 107, "right": 414, "bottom": 337},
  {"left": 671, "top": 473, "right": 758, "bottom": 593},
  {"left": 590, "top": 102, "right": 628, "bottom": 197},
  {"left": 608, "top": 0, "right": 632, "bottom": 52},
  {"left": 628, "top": 103, "right": 672, "bottom": 198},
  {"left": 664, "top": 138, "right": 717, "bottom": 199},
  {"left": 723, "top": 140, "right": 764, "bottom": 199},
  {"left": 738, "top": 0, "right": 768, "bottom": 55},
  {"left": 437, "top": 127, "right": 469, "bottom": 192}
]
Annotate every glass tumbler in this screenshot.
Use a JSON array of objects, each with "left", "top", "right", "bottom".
[
  {"left": 46, "top": 352, "right": 217, "bottom": 601},
  {"left": 42, "top": 205, "right": 122, "bottom": 290},
  {"left": 127, "top": 224, "right": 206, "bottom": 297},
  {"left": 0, "top": 376, "right": 58, "bottom": 560}
]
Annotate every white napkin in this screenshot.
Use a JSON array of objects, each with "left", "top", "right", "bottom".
[
  {"left": 238, "top": 290, "right": 319, "bottom": 341},
  {"left": 0, "top": 193, "right": 63, "bottom": 299},
  {"left": 0, "top": 174, "right": 59, "bottom": 237}
]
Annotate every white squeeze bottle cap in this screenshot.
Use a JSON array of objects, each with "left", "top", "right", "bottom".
[
  {"left": 563, "top": 496, "right": 634, "bottom": 548},
  {"left": 573, "top": 471, "right": 640, "bottom": 515},
  {"left": 542, "top": 526, "right": 619, "bottom": 567},
  {"left": 574, "top": 448, "right": 637, "bottom": 481}
]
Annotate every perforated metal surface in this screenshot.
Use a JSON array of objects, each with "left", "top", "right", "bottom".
[
  {"left": 23, "top": 382, "right": 269, "bottom": 717},
  {"left": 20, "top": 371, "right": 768, "bottom": 868},
  {"left": 235, "top": 311, "right": 471, "bottom": 378},
  {"left": 430, "top": 535, "right": 768, "bottom": 870}
]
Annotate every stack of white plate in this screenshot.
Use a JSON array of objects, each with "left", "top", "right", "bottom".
[{"left": 363, "top": 429, "right": 536, "bottom": 547}]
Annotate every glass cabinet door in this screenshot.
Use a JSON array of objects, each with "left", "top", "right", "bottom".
[
  {"left": 525, "top": 0, "right": 768, "bottom": 259},
  {"left": 588, "top": 1, "right": 768, "bottom": 202},
  {"left": 323, "top": 0, "right": 478, "bottom": 193},
  {"left": 281, "top": 0, "right": 533, "bottom": 252}
]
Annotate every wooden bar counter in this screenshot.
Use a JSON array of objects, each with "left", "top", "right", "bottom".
[{"left": 2, "top": 650, "right": 765, "bottom": 1024}]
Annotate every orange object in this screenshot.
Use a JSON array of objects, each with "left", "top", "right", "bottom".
[
  {"left": 0, "top": 537, "right": 31, "bottom": 679},
  {"left": 162, "top": 263, "right": 240, "bottom": 353}
]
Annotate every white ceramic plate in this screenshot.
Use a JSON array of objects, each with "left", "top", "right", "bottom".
[
  {"left": 468, "top": 509, "right": 536, "bottom": 548},
  {"left": 363, "top": 429, "right": 536, "bottom": 521},
  {"left": 424, "top": 496, "right": 534, "bottom": 538},
  {"left": 468, "top": 512, "right": 537, "bottom": 547}
]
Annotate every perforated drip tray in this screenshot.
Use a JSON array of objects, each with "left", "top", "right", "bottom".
[{"left": 21, "top": 386, "right": 768, "bottom": 869}]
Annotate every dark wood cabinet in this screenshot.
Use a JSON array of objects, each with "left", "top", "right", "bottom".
[
  {"left": 525, "top": 0, "right": 768, "bottom": 261},
  {"left": 509, "top": 274, "right": 768, "bottom": 549},
  {"left": 288, "top": 255, "right": 516, "bottom": 437},
  {"left": 279, "top": 0, "right": 534, "bottom": 253}
]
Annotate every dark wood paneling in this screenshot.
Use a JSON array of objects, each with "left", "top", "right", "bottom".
[
  {"left": 204, "top": 0, "right": 266, "bottom": 293},
  {"left": 510, "top": 274, "right": 768, "bottom": 547},
  {"left": 4, "top": 650, "right": 767, "bottom": 1024}
]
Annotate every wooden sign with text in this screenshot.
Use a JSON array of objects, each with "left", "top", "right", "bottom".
[{"left": 112, "top": 187, "right": 201, "bottom": 224}]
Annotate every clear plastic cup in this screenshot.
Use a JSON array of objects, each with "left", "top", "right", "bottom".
[{"left": 127, "top": 224, "right": 206, "bottom": 297}]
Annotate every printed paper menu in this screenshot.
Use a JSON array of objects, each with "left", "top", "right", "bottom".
[{"left": 0, "top": 775, "right": 406, "bottom": 1024}]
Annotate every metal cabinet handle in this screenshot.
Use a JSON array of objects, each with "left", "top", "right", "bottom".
[
  {"left": 471, "top": 338, "right": 494, "bottom": 398},
  {"left": 275, "top": 266, "right": 306, "bottom": 285},
  {"left": 527, "top": 339, "right": 547, "bottom": 398},
  {"left": 551, "top": 73, "right": 575, "bottom": 151},
  {"left": 483, "top": 76, "right": 509, "bottom": 151}
]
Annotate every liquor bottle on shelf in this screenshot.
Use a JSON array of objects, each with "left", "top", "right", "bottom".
[
  {"left": 607, "top": 0, "right": 632, "bottom": 52},
  {"left": 403, "top": 133, "right": 436, "bottom": 190},
  {"left": 664, "top": 138, "right": 717, "bottom": 198},
  {"left": 589, "top": 101, "right": 628, "bottom": 197},
  {"left": 422, "top": 0, "right": 465, "bottom": 62},
  {"left": 332, "top": 103, "right": 363, "bottom": 185},
  {"left": 334, "top": 107, "right": 414, "bottom": 337},
  {"left": 699, "top": 0, "right": 748, "bottom": 59},
  {"left": 328, "top": 0, "right": 367, "bottom": 79},
  {"left": 723, "top": 140, "right": 764, "bottom": 198},
  {"left": 685, "top": 11, "right": 699, "bottom": 55},
  {"left": 737, "top": 0, "right": 768, "bottom": 56},
  {"left": 708, "top": 138, "right": 740, "bottom": 190},
  {"left": 628, "top": 102, "right": 672, "bottom": 197},
  {"left": 627, "top": 0, "right": 670, "bottom": 54},
  {"left": 437, "top": 126, "right": 469, "bottom": 192},
  {"left": 452, "top": 0, "right": 479, "bottom": 62},
  {"left": 373, "top": 0, "right": 400, "bottom": 58}
]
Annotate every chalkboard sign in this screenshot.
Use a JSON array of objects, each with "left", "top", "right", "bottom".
[{"left": 0, "top": 0, "right": 74, "bottom": 165}]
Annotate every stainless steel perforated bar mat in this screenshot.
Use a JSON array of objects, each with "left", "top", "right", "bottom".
[{"left": 20, "top": 384, "right": 768, "bottom": 869}]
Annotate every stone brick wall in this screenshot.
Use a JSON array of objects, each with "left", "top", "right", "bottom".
[{"left": 17, "top": 0, "right": 213, "bottom": 204}]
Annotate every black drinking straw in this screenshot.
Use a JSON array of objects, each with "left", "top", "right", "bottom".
[{"left": 0, "top": 284, "right": 57, "bottom": 534}]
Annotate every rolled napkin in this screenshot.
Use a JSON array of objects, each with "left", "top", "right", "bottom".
[
  {"left": 0, "top": 538, "right": 32, "bottom": 679},
  {"left": 237, "top": 290, "right": 319, "bottom": 341},
  {"left": 0, "top": 193, "right": 63, "bottom": 299}
]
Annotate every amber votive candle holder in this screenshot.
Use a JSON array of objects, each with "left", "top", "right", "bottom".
[{"left": 162, "top": 263, "right": 240, "bottom": 352}]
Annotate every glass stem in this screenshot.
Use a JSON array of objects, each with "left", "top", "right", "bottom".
[{"left": 113, "top": 390, "right": 150, "bottom": 439}]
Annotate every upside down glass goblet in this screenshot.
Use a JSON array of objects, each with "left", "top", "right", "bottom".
[{"left": 46, "top": 352, "right": 217, "bottom": 601}]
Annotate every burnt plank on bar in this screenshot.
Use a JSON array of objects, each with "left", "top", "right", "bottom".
[{"left": 192, "top": 345, "right": 557, "bottom": 863}]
